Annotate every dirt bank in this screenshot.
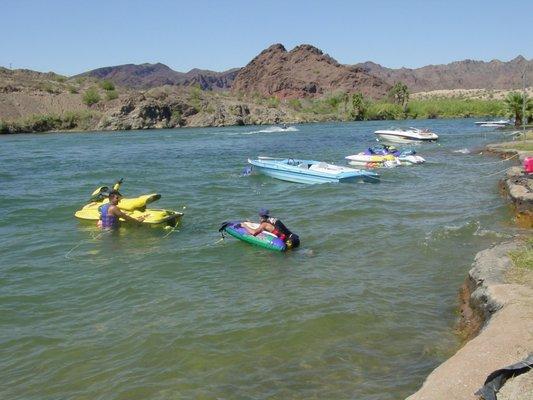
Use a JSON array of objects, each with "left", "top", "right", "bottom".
[{"left": 407, "top": 240, "right": 533, "bottom": 400}]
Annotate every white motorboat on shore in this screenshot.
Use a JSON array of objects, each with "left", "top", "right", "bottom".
[{"left": 374, "top": 127, "right": 439, "bottom": 143}]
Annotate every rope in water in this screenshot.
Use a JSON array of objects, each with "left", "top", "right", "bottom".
[
  {"left": 502, "top": 130, "right": 522, "bottom": 137},
  {"left": 172, "top": 237, "right": 225, "bottom": 253},
  {"left": 64, "top": 229, "right": 110, "bottom": 260},
  {"left": 480, "top": 166, "right": 514, "bottom": 178},
  {"left": 458, "top": 153, "right": 519, "bottom": 166},
  {"left": 66, "top": 227, "right": 225, "bottom": 259}
]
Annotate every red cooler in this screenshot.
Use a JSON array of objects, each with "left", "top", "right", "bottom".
[{"left": 524, "top": 157, "right": 533, "bottom": 174}]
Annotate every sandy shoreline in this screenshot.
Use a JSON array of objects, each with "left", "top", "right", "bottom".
[{"left": 407, "top": 138, "right": 533, "bottom": 399}]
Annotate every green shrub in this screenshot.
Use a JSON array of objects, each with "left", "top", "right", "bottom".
[
  {"left": 0, "top": 120, "right": 10, "bottom": 134},
  {"left": 39, "top": 82, "right": 58, "bottom": 94},
  {"left": 325, "top": 95, "right": 341, "bottom": 109},
  {"left": 189, "top": 86, "right": 203, "bottom": 111},
  {"left": 100, "top": 80, "right": 115, "bottom": 91},
  {"left": 350, "top": 92, "right": 368, "bottom": 120},
  {"left": 60, "top": 110, "right": 95, "bottom": 130},
  {"left": 53, "top": 75, "right": 67, "bottom": 83},
  {"left": 302, "top": 98, "right": 335, "bottom": 115},
  {"left": 82, "top": 87, "right": 101, "bottom": 106},
  {"left": 266, "top": 97, "right": 280, "bottom": 108},
  {"left": 106, "top": 90, "right": 118, "bottom": 101},
  {"left": 288, "top": 98, "right": 302, "bottom": 111},
  {"left": 408, "top": 98, "right": 506, "bottom": 119},
  {"left": 23, "top": 114, "right": 62, "bottom": 132},
  {"left": 170, "top": 110, "right": 182, "bottom": 125},
  {"left": 366, "top": 102, "right": 404, "bottom": 120},
  {"left": 251, "top": 91, "right": 263, "bottom": 104},
  {"left": 0, "top": 111, "right": 98, "bottom": 133},
  {"left": 67, "top": 85, "right": 78, "bottom": 94},
  {"left": 509, "top": 238, "right": 533, "bottom": 271},
  {"left": 388, "top": 81, "right": 409, "bottom": 107}
]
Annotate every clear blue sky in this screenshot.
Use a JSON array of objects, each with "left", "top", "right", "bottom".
[{"left": 1, "top": 0, "right": 531, "bottom": 75}]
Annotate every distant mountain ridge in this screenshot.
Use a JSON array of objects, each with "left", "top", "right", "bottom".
[
  {"left": 355, "top": 56, "right": 532, "bottom": 92},
  {"left": 76, "top": 45, "right": 531, "bottom": 95},
  {"left": 77, "top": 63, "right": 240, "bottom": 91}
]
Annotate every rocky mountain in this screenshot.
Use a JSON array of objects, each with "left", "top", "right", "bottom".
[
  {"left": 78, "top": 63, "right": 240, "bottom": 91},
  {"left": 231, "top": 44, "right": 390, "bottom": 99},
  {"left": 76, "top": 46, "right": 531, "bottom": 97},
  {"left": 356, "top": 56, "right": 533, "bottom": 92}
]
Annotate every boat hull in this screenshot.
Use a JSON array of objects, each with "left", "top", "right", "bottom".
[
  {"left": 374, "top": 128, "right": 438, "bottom": 143},
  {"left": 375, "top": 133, "right": 437, "bottom": 143},
  {"left": 249, "top": 158, "right": 379, "bottom": 184}
]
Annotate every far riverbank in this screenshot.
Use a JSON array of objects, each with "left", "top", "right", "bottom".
[{"left": 1, "top": 71, "right": 524, "bottom": 134}]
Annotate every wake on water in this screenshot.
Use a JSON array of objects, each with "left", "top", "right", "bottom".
[
  {"left": 453, "top": 148, "right": 471, "bottom": 154},
  {"left": 243, "top": 126, "right": 299, "bottom": 135}
]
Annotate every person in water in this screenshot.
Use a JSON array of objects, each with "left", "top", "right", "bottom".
[
  {"left": 245, "top": 208, "right": 300, "bottom": 249},
  {"left": 98, "top": 190, "right": 145, "bottom": 229}
]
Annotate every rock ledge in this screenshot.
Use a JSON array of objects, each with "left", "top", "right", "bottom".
[{"left": 407, "top": 240, "right": 533, "bottom": 400}]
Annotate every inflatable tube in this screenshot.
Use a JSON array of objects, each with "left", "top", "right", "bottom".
[{"left": 220, "top": 221, "right": 286, "bottom": 252}]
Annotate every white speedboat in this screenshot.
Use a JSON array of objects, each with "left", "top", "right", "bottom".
[
  {"left": 475, "top": 119, "right": 512, "bottom": 127},
  {"left": 374, "top": 127, "right": 438, "bottom": 143}
]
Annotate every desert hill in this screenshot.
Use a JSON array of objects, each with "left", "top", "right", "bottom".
[
  {"left": 356, "top": 56, "right": 532, "bottom": 92},
  {"left": 78, "top": 63, "right": 239, "bottom": 91},
  {"left": 231, "top": 44, "right": 390, "bottom": 99}
]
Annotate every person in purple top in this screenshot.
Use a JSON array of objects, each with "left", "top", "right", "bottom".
[{"left": 98, "top": 190, "right": 145, "bottom": 229}]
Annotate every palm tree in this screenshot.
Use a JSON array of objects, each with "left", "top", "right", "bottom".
[
  {"left": 388, "top": 82, "right": 410, "bottom": 112},
  {"left": 351, "top": 92, "right": 367, "bottom": 121},
  {"left": 504, "top": 92, "right": 531, "bottom": 127}
]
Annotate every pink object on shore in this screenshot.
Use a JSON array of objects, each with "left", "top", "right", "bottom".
[{"left": 524, "top": 157, "right": 533, "bottom": 174}]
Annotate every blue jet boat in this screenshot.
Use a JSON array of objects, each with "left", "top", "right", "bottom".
[{"left": 247, "top": 157, "right": 379, "bottom": 184}]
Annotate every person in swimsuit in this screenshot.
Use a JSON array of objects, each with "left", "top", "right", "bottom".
[
  {"left": 98, "top": 190, "right": 145, "bottom": 229},
  {"left": 245, "top": 208, "right": 300, "bottom": 249}
]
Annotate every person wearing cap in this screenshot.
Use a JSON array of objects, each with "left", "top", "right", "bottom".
[
  {"left": 245, "top": 208, "right": 300, "bottom": 249},
  {"left": 97, "top": 190, "right": 145, "bottom": 229}
]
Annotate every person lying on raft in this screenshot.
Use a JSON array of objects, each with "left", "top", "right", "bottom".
[
  {"left": 97, "top": 190, "right": 145, "bottom": 229},
  {"left": 245, "top": 208, "right": 300, "bottom": 249}
]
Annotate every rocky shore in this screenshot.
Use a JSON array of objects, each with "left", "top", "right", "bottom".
[
  {"left": 407, "top": 137, "right": 532, "bottom": 399},
  {"left": 407, "top": 240, "right": 532, "bottom": 400}
]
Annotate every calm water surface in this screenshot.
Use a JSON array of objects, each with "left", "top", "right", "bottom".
[{"left": 0, "top": 120, "right": 519, "bottom": 399}]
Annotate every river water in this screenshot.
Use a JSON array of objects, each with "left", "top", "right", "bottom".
[{"left": 0, "top": 119, "right": 519, "bottom": 399}]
